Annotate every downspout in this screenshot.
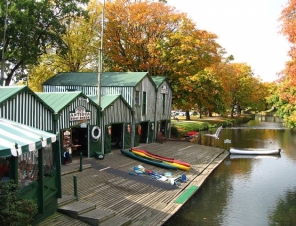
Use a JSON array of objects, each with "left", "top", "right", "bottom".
[
  {"left": 131, "top": 88, "right": 135, "bottom": 147},
  {"left": 53, "top": 113, "right": 62, "bottom": 198},
  {"left": 38, "top": 147, "right": 44, "bottom": 213},
  {"left": 101, "top": 108, "right": 104, "bottom": 154},
  {"left": 154, "top": 87, "right": 158, "bottom": 142}
]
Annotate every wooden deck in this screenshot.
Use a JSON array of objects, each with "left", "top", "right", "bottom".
[{"left": 39, "top": 141, "right": 229, "bottom": 226}]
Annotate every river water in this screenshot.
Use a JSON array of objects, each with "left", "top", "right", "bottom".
[{"left": 164, "top": 118, "right": 296, "bottom": 226}]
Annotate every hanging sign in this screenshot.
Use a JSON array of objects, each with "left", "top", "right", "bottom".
[
  {"left": 224, "top": 139, "right": 231, "bottom": 144},
  {"left": 70, "top": 106, "right": 91, "bottom": 121},
  {"left": 160, "top": 85, "right": 168, "bottom": 94}
]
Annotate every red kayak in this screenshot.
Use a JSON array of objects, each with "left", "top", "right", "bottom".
[{"left": 131, "top": 148, "right": 191, "bottom": 167}]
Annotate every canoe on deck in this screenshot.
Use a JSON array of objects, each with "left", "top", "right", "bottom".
[
  {"left": 131, "top": 148, "right": 191, "bottom": 167},
  {"left": 131, "top": 149, "right": 190, "bottom": 171},
  {"left": 120, "top": 149, "right": 178, "bottom": 170},
  {"left": 229, "top": 148, "right": 281, "bottom": 155}
]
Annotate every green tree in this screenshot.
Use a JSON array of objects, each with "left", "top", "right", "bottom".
[
  {"left": 0, "top": 0, "right": 89, "bottom": 86},
  {"left": 28, "top": 0, "right": 102, "bottom": 91}
]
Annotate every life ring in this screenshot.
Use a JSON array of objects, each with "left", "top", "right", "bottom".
[{"left": 91, "top": 126, "right": 101, "bottom": 140}]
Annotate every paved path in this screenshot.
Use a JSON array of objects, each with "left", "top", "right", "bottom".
[{"left": 39, "top": 141, "right": 229, "bottom": 225}]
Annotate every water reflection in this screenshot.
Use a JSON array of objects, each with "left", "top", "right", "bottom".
[
  {"left": 269, "top": 188, "right": 296, "bottom": 225},
  {"left": 164, "top": 120, "right": 296, "bottom": 226}
]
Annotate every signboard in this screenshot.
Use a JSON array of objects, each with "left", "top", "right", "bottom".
[
  {"left": 224, "top": 139, "right": 231, "bottom": 144},
  {"left": 160, "top": 85, "right": 168, "bottom": 94},
  {"left": 70, "top": 106, "right": 91, "bottom": 121}
]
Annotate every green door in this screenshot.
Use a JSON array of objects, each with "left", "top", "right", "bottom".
[
  {"left": 134, "top": 123, "right": 140, "bottom": 147},
  {"left": 148, "top": 122, "right": 154, "bottom": 143},
  {"left": 104, "top": 124, "right": 112, "bottom": 154},
  {"left": 124, "top": 123, "right": 131, "bottom": 149},
  {"left": 89, "top": 125, "right": 101, "bottom": 157}
]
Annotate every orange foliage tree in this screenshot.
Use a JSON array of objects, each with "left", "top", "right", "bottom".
[
  {"left": 277, "top": 0, "right": 296, "bottom": 128},
  {"left": 103, "top": 0, "right": 222, "bottom": 116}
]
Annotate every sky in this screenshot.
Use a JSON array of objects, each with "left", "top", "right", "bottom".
[{"left": 167, "top": 0, "right": 290, "bottom": 82}]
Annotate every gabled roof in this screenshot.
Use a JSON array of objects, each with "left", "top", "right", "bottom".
[
  {"left": 0, "top": 85, "right": 53, "bottom": 109},
  {"left": 0, "top": 118, "right": 57, "bottom": 157},
  {"left": 0, "top": 86, "right": 27, "bottom": 104},
  {"left": 36, "top": 92, "right": 99, "bottom": 113},
  {"left": 42, "top": 72, "right": 149, "bottom": 87},
  {"left": 88, "top": 95, "right": 131, "bottom": 110},
  {"left": 151, "top": 76, "right": 167, "bottom": 88}
]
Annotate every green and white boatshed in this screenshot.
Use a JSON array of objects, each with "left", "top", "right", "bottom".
[{"left": 42, "top": 72, "right": 172, "bottom": 147}]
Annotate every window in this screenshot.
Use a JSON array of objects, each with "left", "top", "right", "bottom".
[
  {"left": 135, "top": 91, "right": 140, "bottom": 105},
  {"left": 162, "top": 94, "right": 165, "bottom": 114},
  {"left": 18, "top": 144, "right": 55, "bottom": 189},
  {"left": 142, "top": 91, "right": 147, "bottom": 115}
]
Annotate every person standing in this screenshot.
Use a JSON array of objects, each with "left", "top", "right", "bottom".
[{"left": 63, "top": 147, "right": 70, "bottom": 165}]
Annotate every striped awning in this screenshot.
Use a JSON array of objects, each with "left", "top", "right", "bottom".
[{"left": 0, "top": 118, "right": 57, "bottom": 158}]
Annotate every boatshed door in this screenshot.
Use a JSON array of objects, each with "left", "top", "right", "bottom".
[
  {"left": 148, "top": 121, "right": 154, "bottom": 143},
  {"left": 104, "top": 124, "right": 112, "bottom": 154},
  {"left": 124, "top": 123, "right": 131, "bottom": 149},
  {"left": 89, "top": 125, "right": 101, "bottom": 157},
  {"left": 134, "top": 123, "right": 140, "bottom": 147}
]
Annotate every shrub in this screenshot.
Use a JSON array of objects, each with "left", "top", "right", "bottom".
[{"left": 0, "top": 180, "right": 37, "bottom": 226}]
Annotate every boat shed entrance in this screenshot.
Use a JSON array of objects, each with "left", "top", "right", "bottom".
[
  {"left": 36, "top": 92, "right": 101, "bottom": 159},
  {"left": 89, "top": 94, "right": 132, "bottom": 154}
]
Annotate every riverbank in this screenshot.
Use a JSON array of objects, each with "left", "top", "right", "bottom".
[
  {"left": 170, "top": 115, "right": 252, "bottom": 139},
  {"left": 38, "top": 141, "right": 229, "bottom": 226}
]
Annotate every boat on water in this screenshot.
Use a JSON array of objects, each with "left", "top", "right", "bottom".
[
  {"left": 120, "top": 149, "right": 178, "bottom": 170},
  {"left": 131, "top": 148, "right": 190, "bottom": 171},
  {"left": 229, "top": 148, "right": 281, "bottom": 155}
]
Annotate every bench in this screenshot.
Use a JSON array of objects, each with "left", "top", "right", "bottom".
[{"left": 157, "top": 132, "right": 166, "bottom": 143}]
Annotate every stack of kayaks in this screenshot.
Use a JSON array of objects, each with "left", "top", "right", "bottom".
[
  {"left": 120, "top": 149, "right": 178, "bottom": 170},
  {"left": 121, "top": 148, "right": 190, "bottom": 171}
]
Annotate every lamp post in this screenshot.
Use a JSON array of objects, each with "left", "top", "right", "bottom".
[
  {"left": 98, "top": 0, "right": 105, "bottom": 106},
  {"left": 1, "top": 0, "right": 9, "bottom": 86}
]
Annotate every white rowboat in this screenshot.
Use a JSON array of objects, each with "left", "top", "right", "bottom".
[{"left": 229, "top": 148, "right": 281, "bottom": 155}]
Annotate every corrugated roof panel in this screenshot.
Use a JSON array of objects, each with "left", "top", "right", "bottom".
[
  {"left": 88, "top": 95, "right": 132, "bottom": 109},
  {"left": 0, "top": 86, "right": 27, "bottom": 104},
  {"left": 36, "top": 92, "right": 81, "bottom": 113},
  {"left": 151, "top": 76, "right": 166, "bottom": 88},
  {"left": 101, "top": 72, "right": 147, "bottom": 86},
  {"left": 42, "top": 72, "right": 148, "bottom": 87}
]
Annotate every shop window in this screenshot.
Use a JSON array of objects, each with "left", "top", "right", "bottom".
[
  {"left": 142, "top": 91, "right": 146, "bottom": 115},
  {"left": 162, "top": 94, "right": 165, "bottom": 114},
  {"left": 135, "top": 91, "right": 140, "bottom": 106},
  {"left": 43, "top": 145, "right": 55, "bottom": 176},
  {"left": 18, "top": 144, "right": 55, "bottom": 189},
  {"left": 19, "top": 150, "right": 39, "bottom": 189}
]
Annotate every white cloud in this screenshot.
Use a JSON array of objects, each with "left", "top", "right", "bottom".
[{"left": 167, "top": 0, "right": 290, "bottom": 82}]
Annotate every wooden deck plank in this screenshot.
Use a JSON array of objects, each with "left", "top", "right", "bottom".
[{"left": 38, "top": 141, "right": 229, "bottom": 226}]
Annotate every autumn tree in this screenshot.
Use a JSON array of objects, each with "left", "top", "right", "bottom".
[
  {"left": 103, "top": 0, "right": 222, "bottom": 118},
  {"left": 218, "top": 63, "right": 266, "bottom": 117},
  {"left": 277, "top": 0, "right": 296, "bottom": 128},
  {"left": 0, "top": 0, "right": 89, "bottom": 86}
]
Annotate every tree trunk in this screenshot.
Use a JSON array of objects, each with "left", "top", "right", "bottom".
[{"left": 186, "top": 110, "right": 191, "bottom": 120}]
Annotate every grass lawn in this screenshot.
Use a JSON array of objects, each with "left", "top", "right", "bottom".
[{"left": 170, "top": 115, "right": 252, "bottom": 139}]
